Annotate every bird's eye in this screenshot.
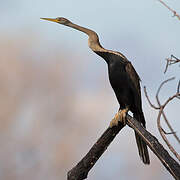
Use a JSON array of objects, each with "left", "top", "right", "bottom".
[
  {"left": 56, "top": 17, "right": 67, "bottom": 22},
  {"left": 55, "top": 17, "right": 70, "bottom": 24},
  {"left": 56, "top": 17, "right": 62, "bottom": 21}
]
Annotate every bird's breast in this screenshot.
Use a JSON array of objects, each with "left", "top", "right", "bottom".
[{"left": 108, "top": 62, "right": 129, "bottom": 90}]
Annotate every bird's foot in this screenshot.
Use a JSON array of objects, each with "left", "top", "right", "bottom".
[
  {"left": 109, "top": 112, "right": 120, "bottom": 128},
  {"left": 109, "top": 108, "right": 129, "bottom": 128},
  {"left": 119, "top": 107, "right": 128, "bottom": 125}
]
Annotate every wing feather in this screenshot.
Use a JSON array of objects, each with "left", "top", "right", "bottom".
[{"left": 125, "top": 62, "right": 141, "bottom": 95}]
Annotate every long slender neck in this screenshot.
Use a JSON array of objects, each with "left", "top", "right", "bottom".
[
  {"left": 66, "top": 23, "right": 106, "bottom": 52},
  {"left": 64, "top": 22, "right": 126, "bottom": 60}
]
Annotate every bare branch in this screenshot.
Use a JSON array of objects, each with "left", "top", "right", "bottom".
[
  {"left": 67, "top": 121, "right": 125, "bottom": 180},
  {"left": 145, "top": 78, "right": 180, "bottom": 161},
  {"left": 68, "top": 79, "right": 180, "bottom": 180},
  {"left": 161, "top": 127, "right": 176, "bottom": 135},
  {"left": 67, "top": 115, "right": 180, "bottom": 180},
  {"left": 158, "top": 80, "right": 180, "bottom": 146},
  {"left": 164, "top": 55, "right": 180, "bottom": 73},
  {"left": 158, "top": 0, "right": 180, "bottom": 21},
  {"left": 157, "top": 108, "right": 180, "bottom": 161},
  {"left": 177, "top": 80, "right": 180, "bottom": 99},
  {"left": 144, "top": 86, "right": 160, "bottom": 109},
  {"left": 126, "top": 114, "right": 180, "bottom": 179},
  {"left": 162, "top": 110, "right": 180, "bottom": 144},
  {"left": 156, "top": 77, "right": 175, "bottom": 102}
]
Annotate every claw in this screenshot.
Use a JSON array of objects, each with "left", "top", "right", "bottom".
[
  {"left": 109, "top": 108, "right": 129, "bottom": 128},
  {"left": 119, "top": 108, "right": 128, "bottom": 125},
  {"left": 109, "top": 112, "right": 119, "bottom": 128}
]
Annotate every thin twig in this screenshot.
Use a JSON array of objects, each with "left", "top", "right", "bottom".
[
  {"left": 158, "top": 0, "right": 180, "bottom": 21},
  {"left": 177, "top": 80, "right": 180, "bottom": 99},
  {"left": 157, "top": 108, "right": 180, "bottom": 161},
  {"left": 145, "top": 78, "right": 180, "bottom": 161},
  {"left": 161, "top": 127, "right": 176, "bottom": 135},
  {"left": 162, "top": 110, "right": 180, "bottom": 144},
  {"left": 164, "top": 55, "right": 180, "bottom": 73},
  {"left": 156, "top": 77, "right": 175, "bottom": 100},
  {"left": 144, "top": 86, "right": 160, "bottom": 109},
  {"left": 156, "top": 78, "right": 180, "bottom": 161}
]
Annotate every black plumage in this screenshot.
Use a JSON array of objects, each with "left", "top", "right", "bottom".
[{"left": 95, "top": 51, "right": 150, "bottom": 164}]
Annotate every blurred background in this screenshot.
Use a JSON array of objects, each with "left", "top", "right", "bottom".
[{"left": 0, "top": 0, "right": 179, "bottom": 179}]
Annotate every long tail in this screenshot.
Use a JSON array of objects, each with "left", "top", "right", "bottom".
[{"left": 134, "top": 112, "right": 150, "bottom": 164}]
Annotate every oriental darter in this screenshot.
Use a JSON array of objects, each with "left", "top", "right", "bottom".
[{"left": 41, "top": 17, "right": 150, "bottom": 164}]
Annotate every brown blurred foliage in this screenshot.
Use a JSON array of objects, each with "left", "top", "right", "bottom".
[
  {"left": 0, "top": 34, "right": 98, "bottom": 180},
  {"left": 0, "top": 33, "right": 172, "bottom": 180}
]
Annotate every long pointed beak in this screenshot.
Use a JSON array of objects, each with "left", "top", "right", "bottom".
[{"left": 40, "top": 17, "right": 58, "bottom": 23}]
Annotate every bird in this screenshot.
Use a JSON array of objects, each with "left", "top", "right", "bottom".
[{"left": 40, "top": 17, "right": 150, "bottom": 164}]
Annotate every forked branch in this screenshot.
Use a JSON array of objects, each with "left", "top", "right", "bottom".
[
  {"left": 67, "top": 115, "right": 180, "bottom": 180},
  {"left": 144, "top": 78, "right": 180, "bottom": 162},
  {"left": 164, "top": 55, "right": 180, "bottom": 73}
]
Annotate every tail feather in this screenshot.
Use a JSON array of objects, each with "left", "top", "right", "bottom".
[
  {"left": 134, "top": 113, "right": 150, "bottom": 164},
  {"left": 135, "top": 131, "right": 150, "bottom": 164}
]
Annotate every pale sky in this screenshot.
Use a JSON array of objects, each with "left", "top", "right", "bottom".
[{"left": 1, "top": 1, "right": 179, "bottom": 179}]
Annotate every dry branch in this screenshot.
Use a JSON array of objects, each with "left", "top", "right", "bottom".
[
  {"left": 67, "top": 115, "right": 180, "bottom": 180},
  {"left": 67, "top": 122, "right": 125, "bottom": 180},
  {"left": 144, "top": 78, "right": 180, "bottom": 162},
  {"left": 158, "top": 0, "right": 180, "bottom": 21},
  {"left": 127, "top": 115, "right": 180, "bottom": 179},
  {"left": 156, "top": 79, "right": 180, "bottom": 161},
  {"left": 164, "top": 55, "right": 180, "bottom": 73}
]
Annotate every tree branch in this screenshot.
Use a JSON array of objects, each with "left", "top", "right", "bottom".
[
  {"left": 67, "top": 122, "right": 125, "bottom": 180},
  {"left": 144, "top": 86, "right": 160, "bottom": 109},
  {"left": 67, "top": 115, "right": 180, "bottom": 180},
  {"left": 164, "top": 55, "right": 180, "bottom": 73},
  {"left": 156, "top": 78, "right": 180, "bottom": 161},
  {"left": 158, "top": 0, "right": 180, "bottom": 21},
  {"left": 145, "top": 78, "right": 180, "bottom": 161},
  {"left": 127, "top": 115, "right": 180, "bottom": 179}
]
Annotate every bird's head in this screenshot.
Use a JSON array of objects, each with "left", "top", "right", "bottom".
[{"left": 40, "top": 17, "right": 72, "bottom": 26}]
